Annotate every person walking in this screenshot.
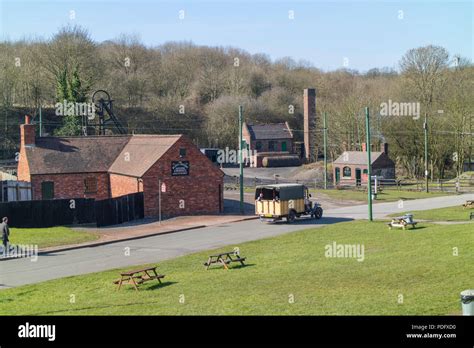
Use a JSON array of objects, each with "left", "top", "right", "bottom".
[{"left": 1, "top": 217, "right": 10, "bottom": 252}]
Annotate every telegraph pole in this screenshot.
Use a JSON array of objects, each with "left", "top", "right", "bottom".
[
  {"left": 323, "top": 112, "right": 328, "bottom": 189},
  {"left": 365, "top": 107, "right": 373, "bottom": 221},
  {"left": 239, "top": 105, "right": 244, "bottom": 214},
  {"left": 158, "top": 179, "right": 162, "bottom": 225},
  {"left": 39, "top": 106, "right": 42, "bottom": 137},
  {"left": 424, "top": 114, "right": 429, "bottom": 193}
]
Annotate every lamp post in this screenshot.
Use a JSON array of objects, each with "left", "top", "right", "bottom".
[
  {"left": 424, "top": 114, "right": 429, "bottom": 193},
  {"left": 365, "top": 107, "right": 373, "bottom": 221},
  {"left": 323, "top": 112, "right": 328, "bottom": 189},
  {"left": 239, "top": 105, "right": 244, "bottom": 214}
]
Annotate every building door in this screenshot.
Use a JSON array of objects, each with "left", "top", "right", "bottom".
[
  {"left": 281, "top": 141, "right": 287, "bottom": 152},
  {"left": 41, "top": 181, "right": 54, "bottom": 200},
  {"left": 355, "top": 168, "right": 362, "bottom": 186},
  {"left": 335, "top": 167, "right": 340, "bottom": 184}
]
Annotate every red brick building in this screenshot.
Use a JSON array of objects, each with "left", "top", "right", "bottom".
[
  {"left": 333, "top": 143, "right": 395, "bottom": 186},
  {"left": 242, "top": 122, "right": 299, "bottom": 167},
  {"left": 18, "top": 116, "right": 224, "bottom": 218},
  {"left": 242, "top": 122, "right": 294, "bottom": 154}
]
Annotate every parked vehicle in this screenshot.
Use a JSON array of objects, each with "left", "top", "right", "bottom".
[{"left": 255, "top": 183, "right": 323, "bottom": 223}]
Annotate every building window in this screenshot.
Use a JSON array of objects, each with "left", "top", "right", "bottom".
[
  {"left": 256, "top": 142, "right": 262, "bottom": 150},
  {"left": 41, "top": 181, "right": 54, "bottom": 200},
  {"left": 281, "top": 141, "right": 287, "bottom": 152},
  {"left": 269, "top": 141, "right": 275, "bottom": 151},
  {"left": 84, "top": 177, "right": 98, "bottom": 194},
  {"left": 179, "top": 148, "right": 186, "bottom": 158},
  {"left": 343, "top": 166, "right": 352, "bottom": 178}
]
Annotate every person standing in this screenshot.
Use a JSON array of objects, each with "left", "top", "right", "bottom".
[{"left": 1, "top": 217, "right": 10, "bottom": 252}]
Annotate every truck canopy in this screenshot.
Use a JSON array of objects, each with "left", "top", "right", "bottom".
[{"left": 255, "top": 184, "right": 305, "bottom": 200}]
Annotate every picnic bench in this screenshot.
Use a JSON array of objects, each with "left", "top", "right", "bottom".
[
  {"left": 463, "top": 200, "right": 474, "bottom": 209},
  {"left": 204, "top": 251, "right": 246, "bottom": 270},
  {"left": 114, "top": 266, "right": 165, "bottom": 291},
  {"left": 387, "top": 214, "right": 418, "bottom": 230}
]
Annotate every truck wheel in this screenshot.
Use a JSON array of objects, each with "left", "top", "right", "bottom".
[
  {"left": 287, "top": 210, "right": 296, "bottom": 223},
  {"left": 314, "top": 207, "right": 323, "bottom": 219}
]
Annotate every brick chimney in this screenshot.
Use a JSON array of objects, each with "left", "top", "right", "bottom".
[
  {"left": 381, "top": 142, "right": 388, "bottom": 155},
  {"left": 21, "top": 115, "right": 35, "bottom": 147},
  {"left": 361, "top": 142, "right": 367, "bottom": 152},
  {"left": 303, "top": 88, "right": 316, "bottom": 162}
]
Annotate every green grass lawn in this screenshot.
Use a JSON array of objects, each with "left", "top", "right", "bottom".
[
  {"left": 390, "top": 205, "right": 474, "bottom": 222},
  {"left": 312, "top": 188, "right": 452, "bottom": 203},
  {"left": 9, "top": 227, "right": 99, "bottom": 249},
  {"left": 243, "top": 186, "right": 452, "bottom": 202},
  {"left": 1, "top": 220, "right": 471, "bottom": 315}
]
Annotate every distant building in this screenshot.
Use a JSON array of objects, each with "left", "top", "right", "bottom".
[
  {"left": 333, "top": 143, "right": 395, "bottom": 186},
  {"left": 243, "top": 122, "right": 294, "bottom": 153},
  {"left": 0, "top": 159, "right": 17, "bottom": 180},
  {"left": 463, "top": 159, "right": 474, "bottom": 173},
  {"left": 200, "top": 148, "right": 220, "bottom": 165},
  {"left": 242, "top": 122, "right": 300, "bottom": 167}
]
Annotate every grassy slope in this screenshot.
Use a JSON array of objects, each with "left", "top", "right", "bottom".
[
  {"left": 390, "top": 205, "right": 474, "bottom": 221},
  {"left": 1, "top": 221, "right": 472, "bottom": 315},
  {"left": 9, "top": 227, "right": 99, "bottom": 248},
  {"left": 312, "top": 189, "right": 452, "bottom": 203}
]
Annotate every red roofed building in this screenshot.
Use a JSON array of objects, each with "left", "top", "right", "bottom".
[{"left": 17, "top": 116, "right": 224, "bottom": 218}]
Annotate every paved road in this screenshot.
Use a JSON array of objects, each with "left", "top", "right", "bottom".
[
  {"left": 1, "top": 193, "right": 473, "bottom": 289},
  {"left": 325, "top": 192, "right": 474, "bottom": 220}
]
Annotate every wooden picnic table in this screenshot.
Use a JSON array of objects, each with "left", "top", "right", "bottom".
[
  {"left": 463, "top": 200, "right": 474, "bottom": 209},
  {"left": 387, "top": 216, "right": 418, "bottom": 230},
  {"left": 204, "top": 251, "right": 246, "bottom": 270},
  {"left": 114, "top": 266, "right": 165, "bottom": 291}
]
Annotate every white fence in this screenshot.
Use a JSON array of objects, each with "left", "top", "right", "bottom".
[{"left": 0, "top": 181, "right": 32, "bottom": 202}]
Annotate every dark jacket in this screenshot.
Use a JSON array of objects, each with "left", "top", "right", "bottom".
[{"left": 0, "top": 222, "right": 9, "bottom": 241}]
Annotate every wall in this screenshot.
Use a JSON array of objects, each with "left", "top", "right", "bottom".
[
  {"left": 250, "top": 139, "right": 293, "bottom": 153},
  {"left": 109, "top": 173, "right": 142, "bottom": 197},
  {"left": 333, "top": 164, "right": 369, "bottom": 185},
  {"left": 333, "top": 163, "right": 396, "bottom": 185},
  {"left": 142, "top": 136, "right": 224, "bottom": 218},
  {"left": 31, "top": 172, "right": 110, "bottom": 200}
]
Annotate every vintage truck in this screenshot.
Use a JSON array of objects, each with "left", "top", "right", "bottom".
[{"left": 255, "top": 183, "right": 323, "bottom": 223}]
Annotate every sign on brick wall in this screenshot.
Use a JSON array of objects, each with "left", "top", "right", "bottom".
[{"left": 171, "top": 161, "right": 189, "bottom": 176}]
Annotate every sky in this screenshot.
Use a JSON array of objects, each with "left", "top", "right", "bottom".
[{"left": 0, "top": 0, "right": 472, "bottom": 71}]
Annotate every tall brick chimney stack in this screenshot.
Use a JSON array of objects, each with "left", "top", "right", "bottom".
[
  {"left": 303, "top": 88, "right": 316, "bottom": 162},
  {"left": 381, "top": 142, "right": 388, "bottom": 155},
  {"left": 21, "top": 115, "right": 35, "bottom": 147}
]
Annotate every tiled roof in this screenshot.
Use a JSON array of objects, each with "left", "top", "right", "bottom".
[
  {"left": 333, "top": 151, "right": 384, "bottom": 165},
  {"left": 26, "top": 134, "right": 182, "bottom": 177},
  {"left": 245, "top": 122, "right": 293, "bottom": 140},
  {"left": 109, "top": 135, "right": 182, "bottom": 177},
  {"left": 26, "top": 136, "right": 131, "bottom": 175}
]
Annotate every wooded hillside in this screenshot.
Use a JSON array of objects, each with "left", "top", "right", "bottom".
[{"left": 1, "top": 26, "right": 472, "bottom": 179}]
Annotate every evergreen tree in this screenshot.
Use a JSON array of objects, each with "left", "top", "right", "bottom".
[{"left": 55, "top": 66, "right": 88, "bottom": 135}]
